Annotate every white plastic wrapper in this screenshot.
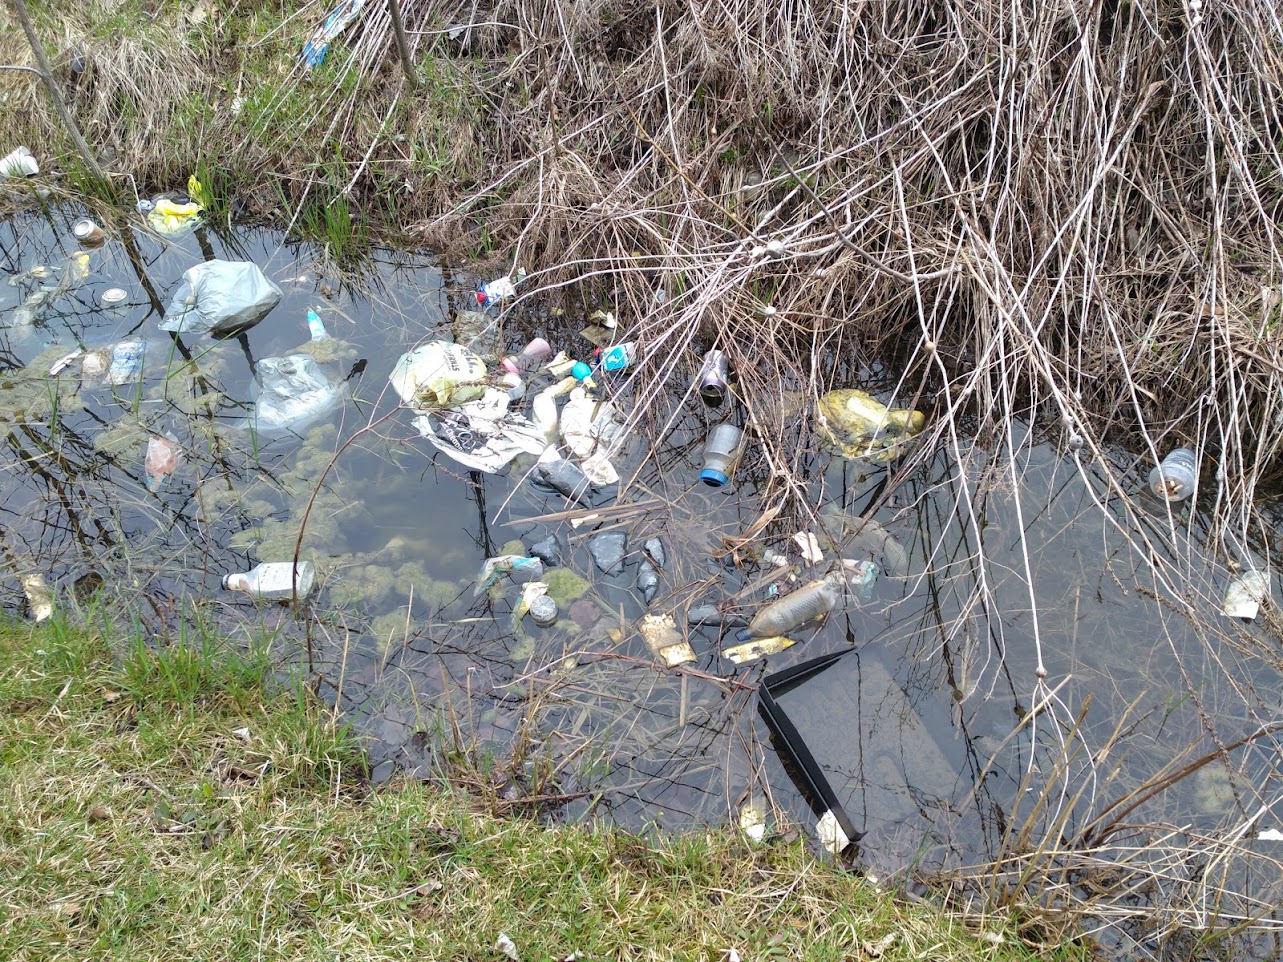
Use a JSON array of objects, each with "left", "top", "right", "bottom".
[
  {"left": 413, "top": 387, "right": 546, "bottom": 473},
  {"left": 160, "top": 260, "right": 283, "bottom": 335}
]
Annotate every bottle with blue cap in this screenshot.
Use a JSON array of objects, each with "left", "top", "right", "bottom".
[{"left": 700, "top": 423, "right": 745, "bottom": 487}]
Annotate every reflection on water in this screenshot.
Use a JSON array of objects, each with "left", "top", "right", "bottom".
[{"left": 3, "top": 204, "right": 1282, "bottom": 944}]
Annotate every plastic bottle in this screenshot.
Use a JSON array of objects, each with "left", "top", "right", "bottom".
[
  {"left": 500, "top": 337, "right": 552, "bottom": 375},
  {"left": 1148, "top": 447, "right": 1197, "bottom": 502},
  {"left": 222, "top": 561, "right": 316, "bottom": 601},
  {"left": 738, "top": 571, "right": 844, "bottom": 640},
  {"left": 476, "top": 269, "right": 526, "bottom": 306},
  {"left": 107, "top": 340, "right": 146, "bottom": 385},
  {"left": 596, "top": 342, "right": 635, "bottom": 372},
  {"left": 700, "top": 424, "right": 745, "bottom": 487},
  {"left": 306, "top": 308, "right": 329, "bottom": 340}
]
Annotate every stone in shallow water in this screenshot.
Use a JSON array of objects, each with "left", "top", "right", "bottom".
[
  {"left": 569, "top": 599, "right": 601, "bottom": 628},
  {"left": 589, "top": 531, "right": 627, "bottom": 575},
  {"left": 643, "top": 537, "right": 665, "bottom": 569},
  {"left": 528, "top": 535, "right": 562, "bottom": 567}
]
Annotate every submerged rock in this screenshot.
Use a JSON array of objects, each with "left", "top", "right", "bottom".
[
  {"left": 643, "top": 537, "right": 665, "bottom": 570},
  {"left": 535, "top": 456, "right": 595, "bottom": 506},
  {"left": 528, "top": 535, "right": 563, "bottom": 568},
  {"left": 637, "top": 560, "right": 660, "bottom": 605},
  {"left": 589, "top": 531, "right": 627, "bottom": 575}
]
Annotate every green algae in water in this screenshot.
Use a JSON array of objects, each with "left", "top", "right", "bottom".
[{"left": 543, "top": 567, "right": 589, "bottom": 605}]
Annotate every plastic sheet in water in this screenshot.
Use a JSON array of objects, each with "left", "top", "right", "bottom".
[
  {"left": 251, "top": 354, "right": 344, "bottom": 433},
  {"left": 160, "top": 260, "right": 283, "bottom": 335}
]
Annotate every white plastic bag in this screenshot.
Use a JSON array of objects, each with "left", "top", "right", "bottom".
[
  {"left": 413, "top": 387, "right": 546, "bottom": 473},
  {"left": 251, "top": 354, "right": 345, "bottom": 432},
  {"left": 161, "top": 260, "right": 283, "bottom": 335},
  {"left": 389, "top": 341, "right": 487, "bottom": 408}
]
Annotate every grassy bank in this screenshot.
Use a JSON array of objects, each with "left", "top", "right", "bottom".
[{"left": 0, "top": 618, "right": 1079, "bottom": 961}]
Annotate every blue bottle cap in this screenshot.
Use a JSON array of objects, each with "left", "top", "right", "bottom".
[
  {"left": 571, "top": 361, "right": 592, "bottom": 380},
  {"left": 700, "top": 468, "right": 728, "bottom": 487}
]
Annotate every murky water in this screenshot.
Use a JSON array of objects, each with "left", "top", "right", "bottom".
[{"left": 3, "top": 202, "right": 1282, "bottom": 947}]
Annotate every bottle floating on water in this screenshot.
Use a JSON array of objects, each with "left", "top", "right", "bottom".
[
  {"left": 700, "top": 423, "right": 745, "bottom": 487},
  {"left": 737, "top": 571, "right": 844, "bottom": 641},
  {"left": 306, "top": 308, "right": 329, "bottom": 341},
  {"left": 222, "top": 561, "right": 315, "bottom": 601},
  {"left": 1148, "top": 447, "right": 1197, "bottom": 502}
]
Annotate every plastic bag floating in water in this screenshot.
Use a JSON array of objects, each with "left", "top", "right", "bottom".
[
  {"left": 160, "top": 260, "right": 282, "bottom": 336},
  {"left": 251, "top": 354, "right": 345, "bottom": 433}
]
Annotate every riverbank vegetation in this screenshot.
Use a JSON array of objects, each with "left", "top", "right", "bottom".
[
  {"left": 4, "top": 1, "right": 1283, "bottom": 956},
  {"left": 0, "top": 617, "right": 1082, "bottom": 961}
]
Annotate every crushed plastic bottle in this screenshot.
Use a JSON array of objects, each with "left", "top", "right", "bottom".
[
  {"left": 476, "top": 268, "right": 526, "bottom": 306},
  {"left": 106, "top": 340, "right": 146, "bottom": 385},
  {"left": 595, "top": 342, "right": 636, "bottom": 372},
  {"left": 500, "top": 337, "right": 552, "bottom": 375},
  {"left": 222, "top": 561, "right": 315, "bottom": 601},
  {"left": 737, "top": 571, "right": 845, "bottom": 641},
  {"left": 306, "top": 308, "right": 329, "bottom": 341}
]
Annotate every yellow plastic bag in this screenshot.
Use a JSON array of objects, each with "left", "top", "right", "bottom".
[{"left": 148, "top": 198, "right": 204, "bottom": 236}]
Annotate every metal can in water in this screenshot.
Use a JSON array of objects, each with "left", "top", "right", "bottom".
[
  {"left": 529, "top": 595, "right": 558, "bottom": 627},
  {"left": 101, "top": 288, "right": 128, "bottom": 308},
  {"left": 107, "top": 340, "right": 145, "bottom": 385},
  {"left": 695, "top": 349, "right": 729, "bottom": 406},
  {"left": 73, "top": 219, "right": 105, "bottom": 246}
]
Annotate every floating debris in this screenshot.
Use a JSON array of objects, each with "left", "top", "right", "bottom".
[
  {"left": 815, "top": 389, "right": 924, "bottom": 462},
  {"left": 638, "top": 613, "right": 696, "bottom": 667},
  {"left": 144, "top": 433, "right": 183, "bottom": 491},
  {"left": 722, "top": 636, "right": 796, "bottom": 664},
  {"left": 1223, "top": 569, "right": 1270, "bottom": 620}
]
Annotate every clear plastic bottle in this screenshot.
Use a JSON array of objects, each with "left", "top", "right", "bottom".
[
  {"left": 1148, "top": 447, "right": 1197, "bottom": 502},
  {"left": 700, "top": 424, "right": 745, "bottom": 487},
  {"left": 740, "top": 571, "right": 843, "bottom": 639},
  {"left": 222, "top": 561, "right": 315, "bottom": 601}
]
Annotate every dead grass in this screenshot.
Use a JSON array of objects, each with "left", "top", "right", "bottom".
[{"left": 0, "top": 618, "right": 1082, "bottom": 961}]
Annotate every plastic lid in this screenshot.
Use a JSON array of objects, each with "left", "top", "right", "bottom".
[
  {"left": 101, "top": 288, "right": 127, "bottom": 305},
  {"left": 700, "top": 468, "right": 729, "bottom": 487}
]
